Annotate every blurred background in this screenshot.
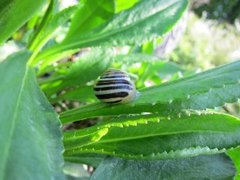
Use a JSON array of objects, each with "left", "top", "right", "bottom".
[{"left": 171, "top": 0, "right": 240, "bottom": 70}]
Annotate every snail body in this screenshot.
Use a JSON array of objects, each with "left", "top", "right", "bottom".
[{"left": 94, "top": 69, "right": 136, "bottom": 104}]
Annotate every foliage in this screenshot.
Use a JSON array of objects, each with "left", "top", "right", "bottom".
[
  {"left": 91, "top": 155, "right": 236, "bottom": 180},
  {"left": 0, "top": 51, "right": 64, "bottom": 179},
  {"left": 0, "top": 0, "right": 48, "bottom": 44},
  {"left": 0, "top": 0, "right": 240, "bottom": 179}
]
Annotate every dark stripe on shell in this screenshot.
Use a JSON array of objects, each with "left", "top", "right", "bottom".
[
  {"left": 96, "top": 92, "right": 129, "bottom": 99},
  {"left": 94, "top": 85, "right": 132, "bottom": 91},
  {"left": 100, "top": 75, "right": 127, "bottom": 79},
  {"left": 105, "top": 100, "right": 122, "bottom": 104},
  {"left": 96, "top": 79, "right": 131, "bottom": 85}
]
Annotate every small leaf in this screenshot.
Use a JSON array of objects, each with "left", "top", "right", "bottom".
[
  {"left": 90, "top": 155, "right": 236, "bottom": 180},
  {"left": 115, "top": 0, "right": 139, "bottom": 13},
  {"left": 60, "top": 60, "right": 240, "bottom": 123},
  {"left": 0, "top": 51, "right": 65, "bottom": 179},
  {"left": 0, "top": 0, "right": 47, "bottom": 44}
]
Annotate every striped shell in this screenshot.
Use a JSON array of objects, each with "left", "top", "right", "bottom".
[{"left": 94, "top": 69, "right": 136, "bottom": 104}]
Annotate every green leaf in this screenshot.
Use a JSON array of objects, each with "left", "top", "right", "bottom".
[
  {"left": 28, "top": 0, "right": 58, "bottom": 49},
  {"left": 0, "top": 0, "right": 47, "bottom": 44},
  {"left": 32, "top": 0, "right": 115, "bottom": 65},
  {"left": 132, "top": 59, "right": 183, "bottom": 88},
  {"left": 29, "top": 4, "right": 77, "bottom": 64},
  {"left": 115, "top": 0, "right": 139, "bottom": 13},
  {"left": 36, "top": 0, "right": 188, "bottom": 62},
  {"left": 52, "top": 86, "right": 96, "bottom": 103},
  {"left": 228, "top": 147, "right": 240, "bottom": 179},
  {"left": 65, "top": 0, "right": 115, "bottom": 39},
  {"left": 114, "top": 53, "right": 161, "bottom": 63},
  {"left": 51, "top": 49, "right": 112, "bottom": 87},
  {"left": 41, "top": 48, "right": 114, "bottom": 97},
  {"left": 60, "top": 60, "right": 240, "bottom": 123},
  {"left": 90, "top": 155, "right": 236, "bottom": 180},
  {"left": 64, "top": 113, "right": 240, "bottom": 160},
  {"left": 0, "top": 51, "right": 64, "bottom": 179},
  {"left": 113, "top": 53, "right": 183, "bottom": 88}
]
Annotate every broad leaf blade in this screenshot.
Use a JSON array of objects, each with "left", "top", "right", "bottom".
[
  {"left": 36, "top": 0, "right": 188, "bottom": 61},
  {"left": 0, "top": 0, "right": 47, "bottom": 44},
  {"left": 64, "top": 113, "right": 240, "bottom": 160},
  {"left": 0, "top": 51, "right": 64, "bottom": 179},
  {"left": 91, "top": 155, "right": 236, "bottom": 180},
  {"left": 60, "top": 60, "right": 240, "bottom": 123}
]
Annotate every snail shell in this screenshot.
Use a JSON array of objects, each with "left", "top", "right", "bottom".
[{"left": 94, "top": 69, "right": 137, "bottom": 104}]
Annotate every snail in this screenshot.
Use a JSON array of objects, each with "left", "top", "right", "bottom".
[{"left": 94, "top": 69, "right": 137, "bottom": 104}]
